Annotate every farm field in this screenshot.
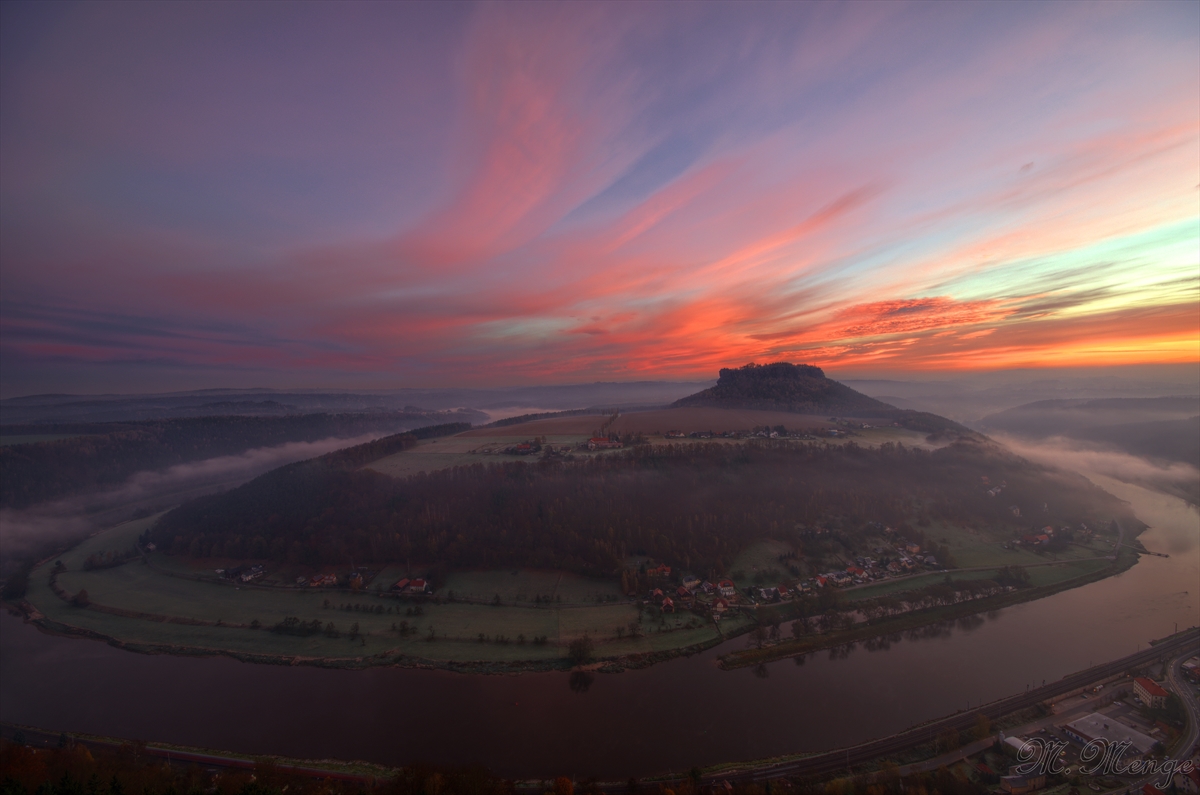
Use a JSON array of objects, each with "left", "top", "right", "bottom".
[
  {"left": 606, "top": 407, "right": 833, "bottom": 434},
  {"left": 459, "top": 407, "right": 922, "bottom": 438},
  {"left": 365, "top": 407, "right": 932, "bottom": 484}
]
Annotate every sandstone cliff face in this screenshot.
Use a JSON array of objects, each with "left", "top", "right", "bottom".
[{"left": 672, "top": 362, "right": 893, "bottom": 415}]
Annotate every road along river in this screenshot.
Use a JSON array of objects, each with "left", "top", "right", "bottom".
[{"left": 2, "top": 475, "right": 1196, "bottom": 779}]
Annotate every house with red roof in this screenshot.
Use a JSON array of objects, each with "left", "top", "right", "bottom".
[
  {"left": 1134, "top": 676, "right": 1169, "bottom": 709},
  {"left": 717, "top": 579, "right": 736, "bottom": 597}
]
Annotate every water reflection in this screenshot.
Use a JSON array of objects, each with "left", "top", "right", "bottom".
[
  {"left": 957, "top": 614, "right": 985, "bottom": 633},
  {"left": 863, "top": 635, "right": 896, "bottom": 652},
  {"left": 828, "top": 642, "right": 856, "bottom": 661},
  {"left": 568, "top": 670, "right": 594, "bottom": 694}
]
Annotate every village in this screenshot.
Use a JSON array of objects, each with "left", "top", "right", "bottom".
[{"left": 626, "top": 522, "right": 954, "bottom": 625}]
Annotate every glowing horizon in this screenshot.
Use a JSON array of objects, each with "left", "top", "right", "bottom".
[{"left": 1, "top": 1, "right": 1197, "bottom": 395}]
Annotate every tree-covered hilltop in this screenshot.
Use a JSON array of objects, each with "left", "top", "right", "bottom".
[
  {"left": 672, "top": 362, "right": 972, "bottom": 434},
  {"left": 0, "top": 412, "right": 474, "bottom": 509},
  {"left": 152, "top": 434, "right": 1137, "bottom": 577}
]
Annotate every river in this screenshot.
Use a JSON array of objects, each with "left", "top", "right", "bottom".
[{"left": 2, "top": 474, "right": 1196, "bottom": 779}]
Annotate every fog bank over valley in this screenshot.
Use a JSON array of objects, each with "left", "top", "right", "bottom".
[{"left": 0, "top": 432, "right": 387, "bottom": 568}]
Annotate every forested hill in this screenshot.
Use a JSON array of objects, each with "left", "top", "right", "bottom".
[
  {"left": 673, "top": 362, "right": 970, "bottom": 434},
  {"left": 0, "top": 412, "right": 474, "bottom": 510},
  {"left": 153, "top": 436, "right": 1136, "bottom": 576}
]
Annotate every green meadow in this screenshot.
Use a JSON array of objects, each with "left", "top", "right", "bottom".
[{"left": 24, "top": 516, "right": 733, "bottom": 668}]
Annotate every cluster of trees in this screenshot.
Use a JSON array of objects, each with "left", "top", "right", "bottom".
[
  {"left": 0, "top": 412, "right": 471, "bottom": 509},
  {"left": 82, "top": 549, "right": 138, "bottom": 571},
  {"left": 619, "top": 565, "right": 678, "bottom": 596},
  {"left": 269, "top": 617, "right": 325, "bottom": 637},
  {"left": 336, "top": 602, "right": 388, "bottom": 615},
  {"left": 760, "top": 566, "right": 1034, "bottom": 640},
  {"left": 473, "top": 632, "right": 545, "bottom": 645},
  {"left": 154, "top": 437, "right": 1134, "bottom": 579},
  {"left": 853, "top": 571, "right": 1029, "bottom": 620}
]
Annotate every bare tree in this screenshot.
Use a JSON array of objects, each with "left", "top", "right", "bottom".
[{"left": 567, "top": 635, "right": 594, "bottom": 667}]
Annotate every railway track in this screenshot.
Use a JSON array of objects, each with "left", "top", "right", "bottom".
[{"left": 708, "top": 627, "right": 1199, "bottom": 783}]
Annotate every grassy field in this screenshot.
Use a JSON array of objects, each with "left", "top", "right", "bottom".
[
  {"left": 441, "top": 569, "right": 624, "bottom": 604},
  {"left": 921, "top": 519, "right": 1111, "bottom": 570},
  {"left": 1023, "top": 558, "right": 1111, "bottom": 586},
  {"left": 23, "top": 517, "right": 733, "bottom": 668}
]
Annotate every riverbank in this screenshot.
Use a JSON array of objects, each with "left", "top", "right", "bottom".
[
  {"left": 11, "top": 597, "right": 743, "bottom": 674},
  {"left": 719, "top": 543, "right": 1140, "bottom": 669},
  {"left": 12, "top": 541, "right": 1134, "bottom": 676}
]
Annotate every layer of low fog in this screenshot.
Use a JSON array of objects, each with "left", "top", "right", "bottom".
[
  {"left": 0, "top": 433, "right": 385, "bottom": 570},
  {"left": 842, "top": 363, "right": 1199, "bottom": 425},
  {"left": 2, "top": 381, "right": 713, "bottom": 424},
  {"left": 993, "top": 432, "right": 1199, "bottom": 488},
  {"left": 992, "top": 432, "right": 1200, "bottom": 514}
]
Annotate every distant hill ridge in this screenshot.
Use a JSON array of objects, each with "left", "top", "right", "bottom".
[
  {"left": 990, "top": 396, "right": 1199, "bottom": 414},
  {"left": 673, "top": 362, "right": 970, "bottom": 434}
]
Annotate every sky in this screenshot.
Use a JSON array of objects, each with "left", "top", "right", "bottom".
[{"left": 1, "top": 1, "right": 1197, "bottom": 397}]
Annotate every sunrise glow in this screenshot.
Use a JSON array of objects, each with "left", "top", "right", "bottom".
[{"left": 1, "top": 2, "right": 1197, "bottom": 393}]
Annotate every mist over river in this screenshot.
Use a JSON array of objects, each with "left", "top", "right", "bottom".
[{"left": 2, "top": 475, "right": 1196, "bottom": 779}]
